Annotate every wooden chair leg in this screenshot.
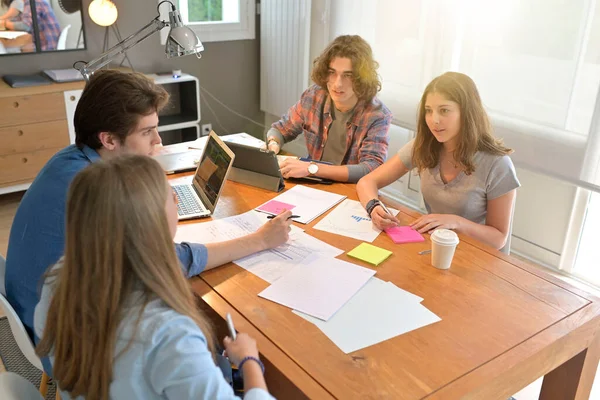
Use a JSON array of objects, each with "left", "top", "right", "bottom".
[
  {"left": 39, "top": 372, "right": 49, "bottom": 397},
  {"left": 56, "top": 388, "right": 62, "bottom": 400}
]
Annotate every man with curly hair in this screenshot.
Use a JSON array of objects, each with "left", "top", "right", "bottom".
[{"left": 267, "top": 35, "right": 392, "bottom": 183}]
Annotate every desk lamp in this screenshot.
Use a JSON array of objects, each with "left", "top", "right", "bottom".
[{"left": 75, "top": 0, "right": 204, "bottom": 81}]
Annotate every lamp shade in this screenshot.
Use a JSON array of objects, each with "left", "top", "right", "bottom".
[
  {"left": 89, "top": 0, "right": 118, "bottom": 27},
  {"left": 166, "top": 26, "right": 204, "bottom": 58}
]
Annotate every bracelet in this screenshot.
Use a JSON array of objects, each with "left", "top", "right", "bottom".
[
  {"left": 366, "top": 199, "right": 381, "bottom": 217},
  {"left": 238, "top": 356, "right": 265, "bottom": 375}
]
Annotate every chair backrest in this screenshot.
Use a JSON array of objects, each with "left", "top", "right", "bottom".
[
  {"left": 57, "top": 24, "right": 71, "bottom": 50},
  {"left": 0, "top": 292, "right": 43, "bottom": 371},
  {"left": 0, "top": 372, "right": 43, "bottom": 400},
  {"left": 0, "top": 254, "right": 5, "bottom": 296}
]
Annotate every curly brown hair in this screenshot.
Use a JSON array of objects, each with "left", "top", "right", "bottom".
[
  {"left": 311, "top": 35, "right": 381, "bottom": 102},
  {"left": 412, "top": 72, "right": 512, "bottom": 175}
]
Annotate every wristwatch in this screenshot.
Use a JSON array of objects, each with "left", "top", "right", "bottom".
[
  {"left": 366, "top": 198, "right": 381, "bottom": 217},
  {"left": 308, "top": 162, "right": 319, "bottom": 175}
]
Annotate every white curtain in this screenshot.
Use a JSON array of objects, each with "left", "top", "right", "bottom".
[{"left": 316, "top": 0, "right": 600, "bottom": 191}]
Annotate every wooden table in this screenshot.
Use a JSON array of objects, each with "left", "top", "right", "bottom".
[{"left": 181, "top": 178, "right": 600, "bottom": 400}]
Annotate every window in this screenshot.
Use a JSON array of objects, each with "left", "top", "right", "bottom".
[{"left": 159, "top": 0, "right": 255, "bottom": 43}]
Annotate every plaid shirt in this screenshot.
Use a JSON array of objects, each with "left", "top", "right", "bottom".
[
  {"left": 22, "top": 0, "right": 60, "bottom": 51},
  {"left": 272, "top": 85, "right": 392, "bottom": 172}
]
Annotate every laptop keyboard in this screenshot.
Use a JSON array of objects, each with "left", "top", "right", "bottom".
[{"left": 172, "top": 185, "right": 208, "bottom": 216}]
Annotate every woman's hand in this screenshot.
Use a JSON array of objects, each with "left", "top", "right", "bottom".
[
  {"left": 371, "top": 205, "right": 399, "bottom": 230},
  {"left": 223, "top": 333, "right": 259, "bottom": 367},
  {"left": 410, "top": 214, "right": 462, "bottom": 234}
]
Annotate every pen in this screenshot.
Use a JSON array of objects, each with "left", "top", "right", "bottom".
[
  {"left": 379, "top": 202, "right": 392, "bottom": 215},
  {"left": 226, "top": 313, "right": 237, "bottom": 341},
  {"left": 267, "top": 214, "right": 300, "bottom": 220}
]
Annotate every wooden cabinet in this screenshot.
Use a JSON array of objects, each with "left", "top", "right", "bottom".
[{"left": 0, "top": 79, "right": 84, "bottom": 194}]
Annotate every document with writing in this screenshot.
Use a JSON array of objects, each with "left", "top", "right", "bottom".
[
  {"left": 294, "top": 278, "right": 441, "bottom": 353},
  {"left": 255, "top": 185, "right": 346, "bottom": 224},
  {"left": 235, "top": 232, "right": 344, "bottom": 283},
  {"left": 313, "top": 199, "right": 399, "bottom": 242},
  {"left": 174, "top": 210, "right": 303, "bottom": 244},
  {"left": 258, "top": 256, "right": 376, "bottom": 321}
]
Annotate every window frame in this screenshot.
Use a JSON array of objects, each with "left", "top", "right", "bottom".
[{"left": 159, "top": 0, "right": 255, "bottom": 44}]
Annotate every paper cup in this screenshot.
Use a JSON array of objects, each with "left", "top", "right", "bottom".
[{"left": 430, "top": 229, "right": 459, "bottom": 270}]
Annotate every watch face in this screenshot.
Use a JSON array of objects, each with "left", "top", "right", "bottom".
[{"left": 308, "top": 163, "right": 319, "bottom": 174}]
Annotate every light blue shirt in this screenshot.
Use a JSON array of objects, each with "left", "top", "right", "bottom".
[
  {"left": 34, "top": 263, "right": 275, "bottom": 400},
  {"left": 5, "top": 145, "right": 208, "bottom": 339}
]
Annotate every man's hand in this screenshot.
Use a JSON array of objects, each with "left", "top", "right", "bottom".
[
  {"left": 279, "top": 159, "right": 311, "bottom": 179},
  {"left": 410, "top": 214, "right": 461, "bottom": 234},
  {"left": 255, "top": 209, "right": 293, "bottom": 249},
  {"left": 267, "top": 140, "right": 281, "bottom": 154}
]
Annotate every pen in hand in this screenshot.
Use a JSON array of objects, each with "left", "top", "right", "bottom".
[
  {"left": 267, "top": 214, "right": 300, "bottom": 220},
  {"left": 226, "top": 313, "right": 237, "bottom": 341}
]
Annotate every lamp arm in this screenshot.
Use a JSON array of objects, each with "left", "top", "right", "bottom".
[{"left": 77, "top": 17, "right": 168, "bottom": 81}]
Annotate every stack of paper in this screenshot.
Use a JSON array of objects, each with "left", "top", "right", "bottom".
[
  {"left": 235, "top": 232, "right": 344, "bottom": 283},
  {"left": 174, "top": 210, "right": 303, "bottom": 244},
  {"left": 255, "top": 185, "right": 346, "bottom": 224},
  {"left": 258, "top": 256, "right": 376, "bottom": 321},
  {"left": 347, "top": 243, "right": 393, "bottom": 266},
  {"left": 188, "top": 133, "right": 265, "bottom": 151},
  {"left": 314, "top": 199, "right": 399, "bottom": 242},
  {"left": 294, "top": 278, "right": 441, "bottom": 353},
  {"left": 385, "top": 226, "right": 425, "bottom": 244}
]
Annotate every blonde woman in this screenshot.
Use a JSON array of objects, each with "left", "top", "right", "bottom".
[
  {"left": 34, "top": 155, "right": 274, "bottom": 400},
  {"left": 357, "top": 72, "right": 520, "bottom": 252}
]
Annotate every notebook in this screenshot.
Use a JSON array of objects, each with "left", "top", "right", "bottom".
[
  {"left": 385, "top": 226, "right": 425, "bottom": 244},
  {"left": 2, "top": 73, "right": 52, "bottom": 88},
  {"left": 347, "top": 243, "right": 393, "bottom": 266}
]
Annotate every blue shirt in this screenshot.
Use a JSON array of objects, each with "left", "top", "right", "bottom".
[
  {"left": 34, "top": 264, "right": 275, "bottom": 400},
  {"left": 5, "top": 145, "right": 208, "bottom": 337}
]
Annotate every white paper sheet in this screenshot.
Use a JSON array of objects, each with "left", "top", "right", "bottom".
[
  {"left": 293, "top": 279, "right": 440, "bottom": 354},
  {"left": 188, "top": 133, "right": 265, "bottom": 151},
  {"left": 313, "top": 199, "right": 399, "bottom": 242},
  {"left": 258, "top": 256, "right": 376, "bottom": 321},
  {"left": 255, "top": 185, "right": 346, "bottom": 224},
  {"left": 174, "top": 210, "right": 303, "bottom": 244},
  {"left": 235, "top": 232, "right": 344, "bottom": 283}
]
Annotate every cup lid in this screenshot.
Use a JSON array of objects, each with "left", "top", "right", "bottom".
[{"left": 431, "top": 229, "right": 459, "bottom": 245}]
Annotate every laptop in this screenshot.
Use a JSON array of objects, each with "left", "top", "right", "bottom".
[
  {"left": 171, "top": 131, "right": 236, "bottom": 220},
  {"left": 155, "top": 150, "right": 201, "bottom": 174}
]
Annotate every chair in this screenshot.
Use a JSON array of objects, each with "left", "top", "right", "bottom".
[
  {"left": 0, "top": 372, "right": 43, "bottom": 400},
  {"left": 0, "top": 290, "right": 50, "bottom": 398},
  {"left": 56, "top": 24, "right": 71, "bottom": 50}
]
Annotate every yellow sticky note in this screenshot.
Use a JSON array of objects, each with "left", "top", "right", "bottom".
[{"left": 347, "top": 243, "right": 393, "bottom": 266}]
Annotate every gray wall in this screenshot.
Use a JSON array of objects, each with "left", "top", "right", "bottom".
[{"left": 0, "top": 0, "right": 264, "bottom": 138}]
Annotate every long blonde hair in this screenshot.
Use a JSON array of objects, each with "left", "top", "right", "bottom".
[
  {"left": 413, "top": 72, "right": 512, "bottom": 175},
  {"left": 36, "top": 155, "right": 215, "bottom": 400}
]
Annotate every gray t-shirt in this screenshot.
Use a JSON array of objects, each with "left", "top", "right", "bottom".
[
  {"left": 321, "top": 106, "right": 353, "bottom": 165},
  {"left": 398, "top": 140, "right": 520, "bottom": 250},
  {"left": 9, "top": 0, "right": 24, "bottom": 13}
]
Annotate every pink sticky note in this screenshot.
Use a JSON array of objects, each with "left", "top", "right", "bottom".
[
  {"left": 385, "top": 226, "right": 425, "bottom": 244},
  {"left": 257, "top": 200, "right": 296, "bottom": 214}
]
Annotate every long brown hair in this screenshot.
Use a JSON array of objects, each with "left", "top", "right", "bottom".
[
  {"left": 74, "top": 70, "right": 169, "bottom": 150},
  {"left": 412, "top": 72, "right": 512, "bottom": 175},
  {"left": 311, "top": 35, "right": 381, "bottom": 102},
  {"left": 36, "top": 155, "right": 215, "bottom": 400}
]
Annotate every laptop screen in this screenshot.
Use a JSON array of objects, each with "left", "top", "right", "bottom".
[{"left": 193, "top": 133, "right": 233, "bottom": 207}]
